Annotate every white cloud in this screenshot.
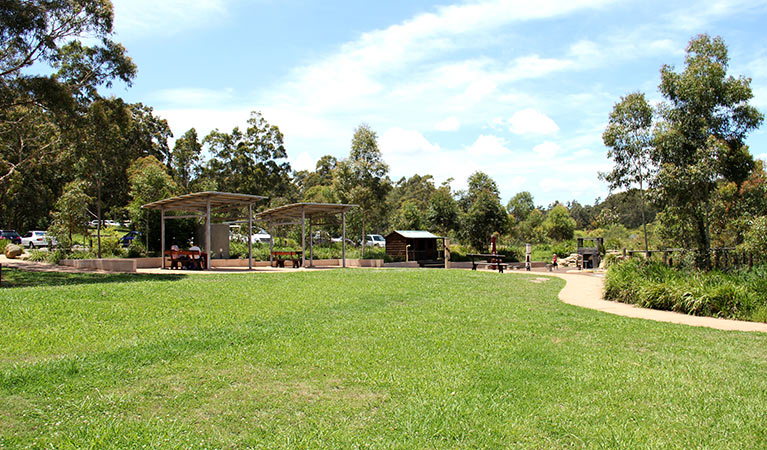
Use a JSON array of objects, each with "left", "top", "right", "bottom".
[
  {"left": 574, "top": 149, "right": 594, "bottom": 158},
  {"left": 380, "top": 128, "right": 441, "bottom": 154},
  {"left": 467, "top": 135, "right": 510, "bottom": 156},
  {"left": 533, "top": 141, "right": 561, "bottom": 159},
  {"left": 291, "top": 152, "right": 315, "bottom": 172},
  {"left": 112, "top": 0, "right": 230, "bottom": 38},
  {"left": 153, "top": 88, "right": 235, "bottom": 107},
  {"left": 435, "top": 117, "right": 461, "bottom": 131},
  {"left": 508, "top": 109, "right": 560, "bottom": 135}
]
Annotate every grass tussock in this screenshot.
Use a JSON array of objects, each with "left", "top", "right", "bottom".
[{"left": 605, "top": 259, "right": 767, "bottom": 322}]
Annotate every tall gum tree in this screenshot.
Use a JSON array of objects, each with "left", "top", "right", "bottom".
[
  {"left": 653, "top": 34, "right": 763, "bottom": 268},
  {"left": 601, "top": 92, "right": 655, "bottom": 253}
]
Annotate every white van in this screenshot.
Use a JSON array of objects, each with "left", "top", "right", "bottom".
[{"left": 364, "top": 234, "right": 386, "bottom": 247}]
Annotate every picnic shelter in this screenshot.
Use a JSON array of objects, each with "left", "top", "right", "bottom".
[
  {"left": 142, "top": 191, "right": 267, "bottom": 270},
  {"left": 255, "top": 202, "right": 357, "bottom": 268}
]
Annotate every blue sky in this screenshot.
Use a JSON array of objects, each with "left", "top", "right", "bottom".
[{"left": 108, "top": 0, "right": 767, "bottom": 207}]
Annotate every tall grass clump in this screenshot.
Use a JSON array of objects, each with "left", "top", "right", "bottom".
[{"left": 605, "top": 259, "right": 767, "bottom": 322}]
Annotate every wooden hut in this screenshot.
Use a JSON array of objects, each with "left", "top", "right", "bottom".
[{"left": 385, "top": 230, "right": 441, "bottom": 262}]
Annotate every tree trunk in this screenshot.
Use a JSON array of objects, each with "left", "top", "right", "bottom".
[
  {"left": 96, "top": 177, "right": 102, "bottom": 259},
  {"left": 695, "top": 211, "right": 711, "bottom": 270},
  {"left": 639, "top": 181, "right": 649, "bottom": 254},
  {"left": 361, "top": 214, "right": 366, "bottom": 259}
]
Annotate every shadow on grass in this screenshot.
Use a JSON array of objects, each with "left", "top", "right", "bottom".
[{"left": 0, "top": 267, "right": 186, "bottom": 288}]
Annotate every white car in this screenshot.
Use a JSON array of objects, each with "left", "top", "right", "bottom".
[
  {"left": 21, "top": 231, "right": 56, "bottom": 249},
  {"left": 364, "top": 234, "right": 386, "bottom": 247},
  {"left": 250, "top": 229, "right": 272, "bottom": 244}
]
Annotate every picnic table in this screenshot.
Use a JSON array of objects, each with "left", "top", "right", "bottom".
[
  {"left": 271, "top": 250, "right": 303, "bottom": 268},
  {"left": 467, "top": 253, "right": 508, "bottom": 273},
  {"left": 165, "top": 250, "right": 207, "bottom": 270}
]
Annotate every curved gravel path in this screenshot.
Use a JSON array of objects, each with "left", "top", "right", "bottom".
[{"left": 544, "top": 271, "right": 767, "bottom": 333}]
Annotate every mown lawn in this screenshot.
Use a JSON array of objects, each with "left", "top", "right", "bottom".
[{"left": 1, "top": 268, "right": 766, "bottom": 449}]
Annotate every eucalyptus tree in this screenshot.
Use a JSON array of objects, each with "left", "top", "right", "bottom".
[
  {"left": 0, "top": 0, "right": 136, "bottom": 184},
  {"left": 601, "top": 92, "right": 655, "bottom": 252},
  {"left": 170, "top": 128, "right": 203, "bottom": 193},
  {"left": 202, "top": 111, "right": 291, "bottom": 201},
  {"left": 653, "top": 34, "right": 763, "bottom": 268},
  {"left": 333, "top": 123, "right": 391, "bottom": 255}
]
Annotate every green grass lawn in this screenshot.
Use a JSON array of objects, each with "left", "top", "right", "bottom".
[{"left": 1, "top": 268, "right": 766, "bottom": 449}]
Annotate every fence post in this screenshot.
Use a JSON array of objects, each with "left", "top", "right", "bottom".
[
  {"left": 623, "top": 248, "right": 626, "bottom": 259},
  {"left": 663, "top": 251, "right": 669, "bottom": 266}
]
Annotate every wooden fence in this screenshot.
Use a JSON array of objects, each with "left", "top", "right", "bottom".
[{"left": 621, "top": 247, "right": 762, "bottom": 270}]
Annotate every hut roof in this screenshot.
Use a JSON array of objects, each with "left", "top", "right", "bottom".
[{"left": 389, "top": 230, "right": 441, "bottom": 239}]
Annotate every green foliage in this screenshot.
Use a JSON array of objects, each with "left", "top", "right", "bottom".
[
  {"left": 49, "top": 179, "right": 93, "bottom": 247},
  {"left": 507, "top": 191, "right": 535, "bottom": 223},
  {"left": 653, "top": 35, "right": 763, "bottom": 267},
  {"left": 605, "top": 259, "right": 767, "bottom": 321},
  {"left": 461, "top": 190, "right": 508, "bottom": 252},
  {"left": 333, "top": 123, "right": 391, "bottom": 241},
  {"left": 201, "top": 111, "right": 291, "bottom": 200},
  {"left": 543, "top": 204, "right": 576, "bottom": 241},
  {"left": 0, "top": 239, "right": 7, "bottom": 253},
  {"left": 392, "top": 200, "right": 425, "bottom": 230},
  {"left": 740, "top": 216, "right": 767, "bottom": 256},
  {"left": 126, "top": 239, "right": 147, "bottom": 258},
  {"left": 169, "top": 128, "right": 202, "bottom": 193},
  {"left": 427, "top": 185, "right": 459, "bottom": 235}
]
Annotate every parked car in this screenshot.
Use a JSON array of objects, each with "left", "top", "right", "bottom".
[
  {"left": 331, "top": 236, "right": 356, "bottom": 246},
  {"left": 364, "top": 234, "right": 386, "bottom": 247},
  {"left": 118, "top": 231, "right": 143, "bottom": 247},
  {"left": 250, "top": 229, "right": 271, "bottom": 244},
  {"left": 0, "top": 230, "right": 22, "bottom": 245},
  {"left": 104, "top": 220, "right": 121, "bottom": 227},
  {"left": 312, "top": 230, "right": 332, "bottom": 244},
  {"left": 21, "top": 230, "right": 56, "bottom": 248}
]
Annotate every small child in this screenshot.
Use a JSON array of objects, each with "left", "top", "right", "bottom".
[{"left": 552, "top": 253, "right": 558, "bottom": 270}]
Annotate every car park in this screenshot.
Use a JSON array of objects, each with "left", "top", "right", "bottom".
[
  {"left": 118, "top": 230, "right": 143, "bottom": 247},
  {"left": 21, "top": 230, "right": 56, "bottom": 248},
  {"left": 0, "top": 230, "right": 22, "bottom": 245}
]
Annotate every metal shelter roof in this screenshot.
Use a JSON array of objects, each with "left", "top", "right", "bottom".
[
  {"left": 255, "top": 202, "right": 357, "bottom": 221},
  {"left": 391, "top": 230, "right": 441, "bottom": 239},
  {"left": 141, "top": 191, "right": 267, "bottom": 212}
]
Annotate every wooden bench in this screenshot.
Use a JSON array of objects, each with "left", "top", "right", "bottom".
[
  {"left": 472, "top": 261, "right": 510, "bottom": 273},
  {"left": 467, "top": 253, "right": 508, "bottom": 273},
  {"left": 164, "top": 250, "right": 206, "bottom": 270},
  {"left": 271, "top": 251, "right": 302, "bottom": 268}
]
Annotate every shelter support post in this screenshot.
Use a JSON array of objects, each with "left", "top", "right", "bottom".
[
  {"left": 248, "top": 203, "right": 253, "bottom": 270},
  {"left": 161, "top": 208, "right": 166, "bottom": 269},
  {"left": 309, "top": 218, "right": 313, "bottom": 268},
  {"left": 301, "top": 207, "right": 306, "bottom": 268},
  {"left": 269, "top": 222, "right": 274, "bottom": 266},
  {"left": 206, "top": 199, "right": 211, "bottom": 270},
  {"left": 342, "top": 211, "right": 346, "bottom": 268}
]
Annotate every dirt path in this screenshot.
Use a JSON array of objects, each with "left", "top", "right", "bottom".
[{"left": 542, "top": 270, "right": 767, "bottom": 333}]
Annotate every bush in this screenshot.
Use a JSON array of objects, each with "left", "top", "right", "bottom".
[
  {"left": 0, "top": 239, "right": 7, "bottom": 253},
  {"left": 127, "top": 240, "right": 147, "bottom": 258},
  {"left": 604, "top": 259, "right": 767, "bottom": 322}
]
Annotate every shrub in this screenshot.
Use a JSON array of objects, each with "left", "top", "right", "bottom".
[
  {"left": 127, "top": 240, "right": 147, "bottom": 258},
  {"left": 0, "top": 239, "right": 7, "bottom": 253},
  {"left": 604, "top": 259, "right": 767, "bottom": 322}
]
